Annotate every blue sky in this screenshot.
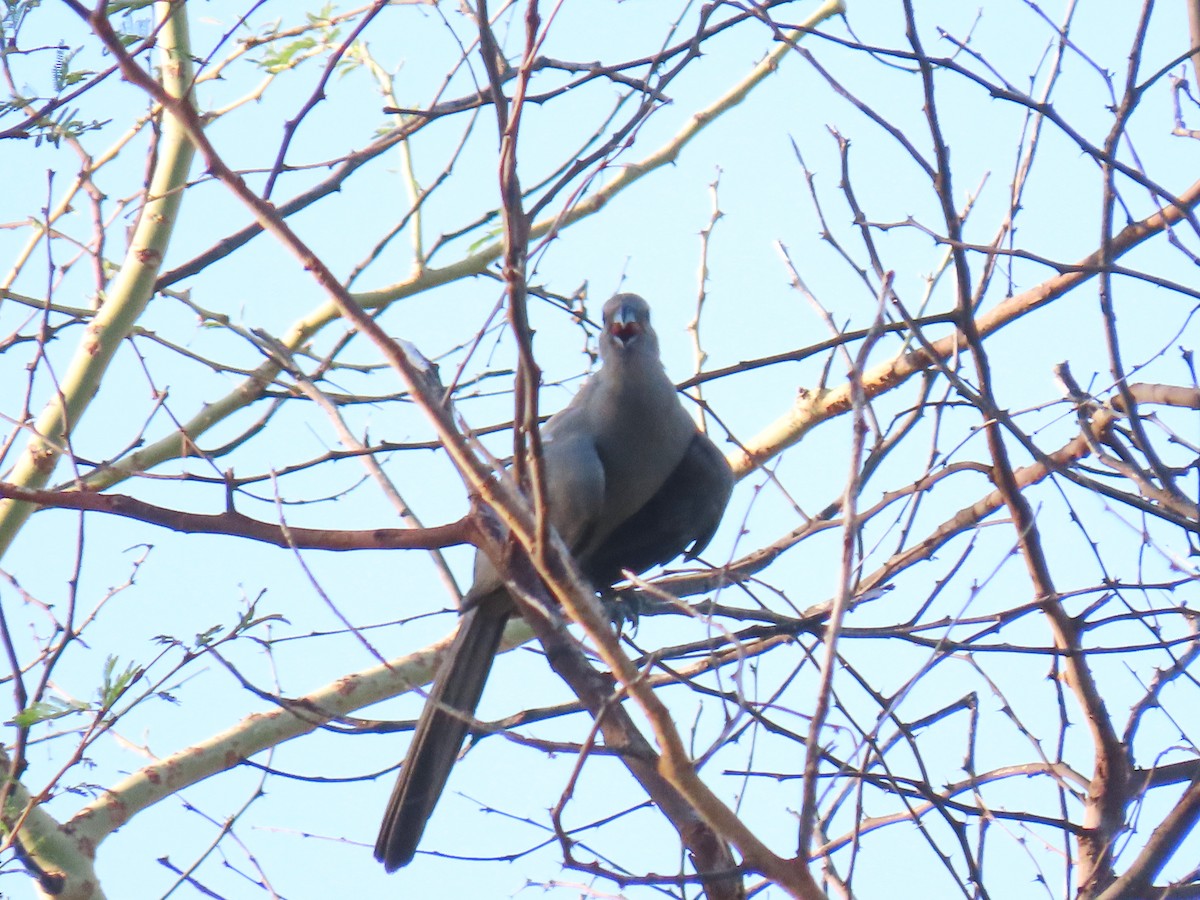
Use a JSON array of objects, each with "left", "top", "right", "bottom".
[{"left": 2, "top": 1, "right": 1198, "bottom": 898}]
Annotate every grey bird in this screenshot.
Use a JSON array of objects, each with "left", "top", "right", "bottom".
[{"left": 375, "top": 293, "right": 734, "bottom": 871}]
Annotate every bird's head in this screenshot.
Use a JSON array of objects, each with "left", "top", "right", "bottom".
[{"left": 600, "top": 293, "right": 658, "bottom": 360}]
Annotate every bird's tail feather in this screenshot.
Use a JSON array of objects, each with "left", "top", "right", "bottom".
[{"left": 374, "top": 596, "right": 510, "bottom": 871}]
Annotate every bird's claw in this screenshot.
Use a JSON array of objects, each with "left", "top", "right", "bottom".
[{"left": 601, "top": 591, "right": 641, "bottom": 634}]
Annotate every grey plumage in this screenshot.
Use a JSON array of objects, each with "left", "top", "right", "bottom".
[{"left": 375, "top": 294, "right": 733, "bottom": 871}]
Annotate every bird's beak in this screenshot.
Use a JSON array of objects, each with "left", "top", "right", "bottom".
[{"left": 609, "top": 304, "right": 643, "bottom": 345}]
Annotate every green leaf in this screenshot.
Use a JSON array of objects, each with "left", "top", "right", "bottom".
[
  {"left": 99, "top": 655, "right": 140, "bottom": 708},
  {"left": 195, "top": 624, "right": 223, "bottom": 646},
  {"left": 11, "top": 698, "right": 86, "bottom": 728}
]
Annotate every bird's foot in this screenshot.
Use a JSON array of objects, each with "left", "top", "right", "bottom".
[{"left": 601, "top": 590, "right": 641, "bottom": 634}]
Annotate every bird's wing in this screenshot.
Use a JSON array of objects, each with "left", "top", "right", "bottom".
[{"left": 579, "top": 429, "right": 732, "bottom": 588}]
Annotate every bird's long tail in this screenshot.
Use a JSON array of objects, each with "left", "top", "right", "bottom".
[{"left": 374, "top": 596, "right": 510, "bottom": 871}]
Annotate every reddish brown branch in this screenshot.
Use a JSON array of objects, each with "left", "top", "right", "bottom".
[
  {"left": 905, "top": 2, "right": 1131, "bottom": 891},
  {"left": 1096, "top": 778, "right": 1200, "bottom": 899},
  {"left": 0, "top": 483, "right": 472, "bottom": 551}
]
